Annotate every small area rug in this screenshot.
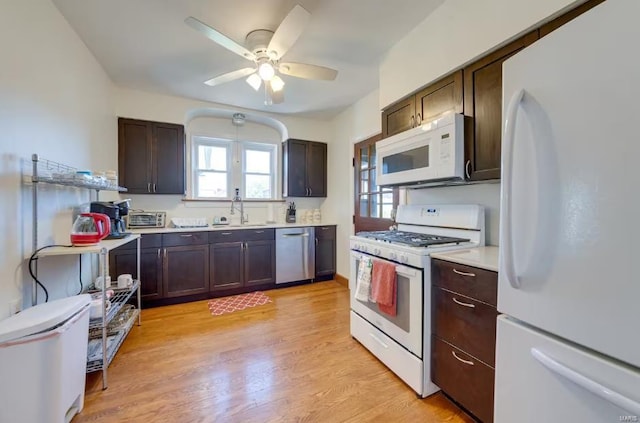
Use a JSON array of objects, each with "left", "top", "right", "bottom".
[{"left": 207, "top": 291, "right": 272, "bottom": 316}]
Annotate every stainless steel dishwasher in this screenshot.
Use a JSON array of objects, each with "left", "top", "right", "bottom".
[{"left": 276, "top": 227, "right": 315, "bottom": 284}]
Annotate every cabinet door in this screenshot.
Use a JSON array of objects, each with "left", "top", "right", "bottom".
[
  {"left": 244, "top": 240, "right": 275, "bottom": 286},
  {"left": 153, "top": 122, "right": 185, "bottom": 194},
  {"left": 163, "top": 245, "right": 209, "bottom": 297},
  {"left": 306, "top": 141, "right": 327, "bottom": 197},
  {"left": 210, "top": 242, "right": 244, "bottom": 291},
  {"left": 415, "top": 70, "right": 463, "bottom": 124},
  {"left": 283, "top": 139, "right": 308, "bottom": 197},
  {"left": 381, "top": 96, "right": 415, "bottom": 138},
  {"left": 314, "top": 226, "right": 336, "bottom": 277},
  {"left": 110, "top": 247, "right": 163, "bottom": 300},
  {"left": 118, "top": 118, "right": 153, "bottom": 194},
  {"left": 463, "top": 31, "right": 538, "bottom": 181}
]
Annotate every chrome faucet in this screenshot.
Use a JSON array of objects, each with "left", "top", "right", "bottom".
[{"left": 230, "top": 188, "right": 248, "bottom": 224}]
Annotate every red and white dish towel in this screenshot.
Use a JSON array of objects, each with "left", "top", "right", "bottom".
[
  {"left": 370, "top": 259, "right": 397, "bottom": 317},
  {"left": 354, "top": 256, "right": 398, "bottom": 317}
]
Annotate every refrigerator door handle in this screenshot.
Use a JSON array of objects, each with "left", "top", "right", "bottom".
[
  {"left": 531, "top": 348, "right": 640, "bottom": 416},
  {"left": 502, "top": 88, "right": 525, "bottom": 289}
]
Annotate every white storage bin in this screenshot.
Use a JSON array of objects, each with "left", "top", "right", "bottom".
[{"left": 0, "top": 295, "right": 91, "bottom": 423}]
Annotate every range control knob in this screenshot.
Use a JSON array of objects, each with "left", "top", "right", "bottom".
[
  {"left": 400, "top": 255, "right": 408, "bottom": 264},
  {"left": 353, "top": 244, "right": 360, "bottom": 250},
  {"left": 374, "top": 248, "right": 381, "bottom": 255},
  {"left": 389, "top": 252, "right": 398, "bottom": 260},
  {"left": 362, "top": 246, "right": 368, "bottom": 253}
]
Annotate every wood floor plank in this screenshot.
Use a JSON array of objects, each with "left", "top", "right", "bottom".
[{"left": 77, "top": 281, "right": 474, "bottom": 422}]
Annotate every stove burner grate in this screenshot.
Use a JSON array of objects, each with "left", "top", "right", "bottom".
[{"left": 355, "top": 230, "right": 469, "bottom": 247}]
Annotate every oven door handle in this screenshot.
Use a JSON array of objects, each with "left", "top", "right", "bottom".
[{"left": 395, "top": 265, "right": 416, "bottom": 278}]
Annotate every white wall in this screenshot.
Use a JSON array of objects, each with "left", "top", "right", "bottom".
[
  {"left": 0, "top": 0, "right": 117, "bottom": 318},
  {"left": 112, "top": 87, "right": 332, "bottom": 223},
  {"left": 379, "top": 0, "right": 583, "bottom": 108},
  {"left": 327, "top": 90, "right": 381, "bottom": 277}
]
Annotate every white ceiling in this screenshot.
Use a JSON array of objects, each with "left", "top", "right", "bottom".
[{"left": 52, "top": 0, "right": 444, "bottom": 119}]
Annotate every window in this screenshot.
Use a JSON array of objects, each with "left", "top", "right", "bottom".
[
  {"left": 354, "top": 134, "right": 399, "bottom": 232},
  {"left": 192, "top": 136, "right": 278, "bottom": 200}
]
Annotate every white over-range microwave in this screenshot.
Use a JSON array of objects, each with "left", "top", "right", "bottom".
[{"left": 376, "top": 113, "right": 464, "bottom": 187}]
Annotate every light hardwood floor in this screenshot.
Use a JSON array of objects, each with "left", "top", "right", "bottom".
[{"left": 78, "top": 281, "right": 474, "bottom": 422}]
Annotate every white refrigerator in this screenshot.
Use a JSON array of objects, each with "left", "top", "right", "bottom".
[{"left": 496, "top": 0, "right": 640, "bottom": 421}]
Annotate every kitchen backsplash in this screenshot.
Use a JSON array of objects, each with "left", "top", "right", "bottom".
[{"left": 110, "top": 194, "right": 325, "bottom": 225}]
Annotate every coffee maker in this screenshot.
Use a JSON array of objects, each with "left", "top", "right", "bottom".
[{"left": 90, "top": 200, "right": 130, "bottom": 239}]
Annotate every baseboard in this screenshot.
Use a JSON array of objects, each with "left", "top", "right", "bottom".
[{"left": 335, "top": 273, "right": 348, "bottom": 288}]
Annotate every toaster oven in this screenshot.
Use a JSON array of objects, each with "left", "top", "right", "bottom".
[{"left": 127, "top": 211, "right": 166, "bottom": 228}]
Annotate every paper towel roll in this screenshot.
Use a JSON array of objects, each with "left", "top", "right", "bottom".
[{"left": 266, "top": 204, "right": 275, "bottom": 223}]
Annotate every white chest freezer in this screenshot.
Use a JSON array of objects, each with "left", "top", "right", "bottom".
[{"left": 0, "top": 294, "right": 91, "bottom": 423}]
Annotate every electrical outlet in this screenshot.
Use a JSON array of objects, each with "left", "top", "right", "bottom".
[{"left": 9, "top": 299, "right": 20, "bottom": 315}]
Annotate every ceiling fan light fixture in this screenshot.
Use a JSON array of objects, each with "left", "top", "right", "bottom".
[
  {"left": 258, "top": 62, "right": 275, "bottom": 81},
  {"left": 270, "top": 75, "right": 285, "bottom": 92},
  {"left": 246, "top": 73, "right": 262, "bottom": 91}
]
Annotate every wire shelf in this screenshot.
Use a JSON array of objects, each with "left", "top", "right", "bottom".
[
  {"left": 31, "top": 155, "right": 127, "bottom": 192},
  {"left": 88, "top": 280, "right": 140, "bottom": 330},
  {"left": 86, "top": 308, "right": 140, "bottom": 373}
]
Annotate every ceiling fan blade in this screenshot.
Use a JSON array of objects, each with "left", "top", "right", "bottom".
[
  {"left": 267, "top": 5, "right": 310, "bottom": 60},
  {"left": 204, "top": 68, "right": 256, "bottom": 86},
  {"left": 266, "top": 81, "right": 284, "bottom": 104},
  {"left": 185, "top": 17, "right": 256, "bottom": 61},
  {"left": 279, "top": 62, "right": 338, "bottom": 81}
]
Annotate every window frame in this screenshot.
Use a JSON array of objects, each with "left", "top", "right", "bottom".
[{"left": 190, "top": 135, "right": 280, "bottom": 201}]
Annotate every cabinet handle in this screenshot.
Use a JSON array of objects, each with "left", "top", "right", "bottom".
[
  {"left": 309, "top": 187, "right": 312, "bottom": 196},
  {"left": 157, "top": 248, "right": 160, "bottom": 259},
  {"left": 147, "top": 182, "right": 151, "bottom": 193},
  {"left": 451, "top": 350, "right": 475, "bottom": 366},
  {"left": 315, "top": 238, "right": 318, "bottom": 246},
  {"left": 180, "top": 234, "right": 193, "bottom": 237},
  {"left": 163, "top": 248, "right": 167, "bottom": 259},
  {"left": 306, "top": 187, "right": 310, "bottom": 196},
  {"left": 254, "top": 230, "right": 264, "bottom": 234},
  {"left": 465, "top": 159, "right": 471, "bottom": 179},
  {"left": 153, "top": 183, "right": 156, "bottom": 193},
  {"left": 453, "top": 268, "right": 476, "bottom": 277},
  {"left": 452, "top": 297, "right": 476, "bottom": 308},
  {"left": 244, "top": 242, "right": 248, "bottom": 250},
  {"left": 221, "top": 232, "right": 232, "bottom": 235},
  {"left": 416, "top": 113, "right": 422, "bottom": 125},
  {"left": 410, "top": 115, "right": 415, "bottom": 128}
]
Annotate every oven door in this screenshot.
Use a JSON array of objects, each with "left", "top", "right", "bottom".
[{"left": 349, "top": 250, "right": 423, "bottom": 357}]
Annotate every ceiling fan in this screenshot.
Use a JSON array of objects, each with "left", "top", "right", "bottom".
[{"left": 185, "top": 5, "right": 338, "bottom": 105}]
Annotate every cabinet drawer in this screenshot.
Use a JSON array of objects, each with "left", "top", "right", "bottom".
[
  {"left": 432, "top": 336, "right": 495, "bottom": 423},
  {"left": 162, "top": 232, "right": 208, "bottom": 247},
  {"left": 431, "top": 259, "right": 497, "bottom": 306},
  {"left": 314, "top": 225, "right": 335, "bottom": 239},
  {"left": 433, "top": 287, "right": 498, "bottom": 366},
  {"left": 208, "top": 228, "right": 274, "bottom": 243}
]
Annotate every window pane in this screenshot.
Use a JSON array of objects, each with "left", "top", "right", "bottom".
[
  {"left": 359, "top": 195, "right": 368, "bottom": 217},
  {"left": 198, "top": 146, "right": 227, "bottom": 171},
  {"left": 370, "top": 168, "right": 377, "bottom": 192},
  {"left": 382, "top": 192, "right": 393, "bottom": 203},
  {"left": 245, "top": 174, "right": 271, "bottom": 198},
  {"left": 361, "top": 178, "right": 369, "bottom": 193},
  {"left": 371, "top": 194, "right": 380, "bottom": 218},
  {"left": 360, "top": 147, "right": 369, "bottom": 169},
  {"left": 197, "top": 172, "right": 227, "bottom": 197},
  {"left": 370, "top": 146, "right": 376, "bottom": 166},
  {"left": 246, "top": 149, "right": 271, "bottom": 174},
  {"left": 382, "top": 204, "right": 393, "bottom": 219}
]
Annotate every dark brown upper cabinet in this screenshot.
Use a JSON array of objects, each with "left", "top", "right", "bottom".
[
  {"left": 382, "top": 71, "right": 463, "bottom": 138},
  {"left": 463, "top": 31, "right": 538, "bottom": 181},
  {"left": 118, "top": 118, "right": 185, "bottom": 194},
  {"left": 539, "top": 0, "right": 605, "bottom": 38},
  {"left": 283, "top": 139, "right": 327, "bottom": 197}
]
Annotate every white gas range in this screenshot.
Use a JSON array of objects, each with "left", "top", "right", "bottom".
[{"left": 349, "top": 204, "right": 485, "bottom": 397}]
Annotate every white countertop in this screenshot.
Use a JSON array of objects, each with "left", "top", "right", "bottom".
[
  {"left": 129, "top": 222, "right": 337, "bottom": 234},
  {"left": 431, "top": 246, "right": 499, "bottom": 272},
  {"left": 35, "top": 234, "right": 141, "bottom": 257}
]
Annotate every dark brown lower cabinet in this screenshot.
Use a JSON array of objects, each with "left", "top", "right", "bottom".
[
  {"left": 163, "top": 244, "right": 210, "bottom": 297},
  {"left": 210, "top": 242, "right": 244, "bottom": 291},
  {"left": 314, "top": 225, "right": 336, "bottom": 278},
  {"left": 210, "top": 239, "right": 276, "bottom": 292},
  {"left": 432, "top": 336, "right": 495, "bottom": 423}
]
